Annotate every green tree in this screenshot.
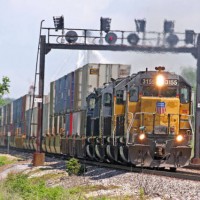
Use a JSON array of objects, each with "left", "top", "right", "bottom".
[
  {"left": 180, "top": 66, "right": 196, "bottom": 88},
  {"left": 0, "top": 76, "right": 10, "bottom": 106}
]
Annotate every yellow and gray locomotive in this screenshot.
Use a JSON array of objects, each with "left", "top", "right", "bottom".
[
  {"left": 86, "top": 66, "right": 193, "bottom": 168},
  {"left": 0, "top": 64, "right": 193, "bottom": 169}
]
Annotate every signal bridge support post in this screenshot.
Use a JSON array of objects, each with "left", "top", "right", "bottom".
[
  {"left": 192, "top": 34, "right": 200, "bottom": 164},
  {"left": 33, "top": 35, "right": 46, "bottom": 166}
]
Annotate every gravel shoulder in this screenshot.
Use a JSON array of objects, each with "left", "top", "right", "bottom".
[{"left": 0, "top": 149, "right": 200, "bottom": 200}]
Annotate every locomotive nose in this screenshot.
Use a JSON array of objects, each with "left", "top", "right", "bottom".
[{"left": 140, "top": 97, "right": 180, "bottom": 134}]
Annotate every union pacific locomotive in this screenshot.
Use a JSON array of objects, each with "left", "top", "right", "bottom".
[{"left": 0, "top": 64, "right": 193, "bottom": 169}]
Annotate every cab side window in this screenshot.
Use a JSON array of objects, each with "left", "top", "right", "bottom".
[
  {"left": 89, "top": 98, "right": 95, "bottom": 110},
  {"left": 129, "top": 87, "right": 139, "bottom": 102},
  {"left": 180, "top": 87, "right": 189, "bottom": 103},
  {"left": 116, "top": 90, "right": 124, "bottom": 104}
]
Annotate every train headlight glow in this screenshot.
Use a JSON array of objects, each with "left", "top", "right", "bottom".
[
  {"left": 176, "top": 135, "right": 183, "bottom": 142},
  {"left": 139, "top": 133, "right": 146, "bottom": 140},
  {"left": 156, "top": 74, "right": 165, "bottom": 87}
]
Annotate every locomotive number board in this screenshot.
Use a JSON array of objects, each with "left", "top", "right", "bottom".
[{"left": 141, "top": 78, "right": 178, "bottom": 86}]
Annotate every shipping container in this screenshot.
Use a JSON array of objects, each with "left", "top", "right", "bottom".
[
  {"left": 80, "top": 63, "right": 131, "bottom": 110},
  {"left": 50, "top": 81, "right": 55, "bottom": 116},
  {"left": 43, "top": 102, "right": 49, "bottom": 136},
  {"left": 25, "top": 95, "right": 49, "bottom": 137},
  {"left": 53, "top": 72, "right": 75, "bottom": 115},
  {"left": 60, "top": 75, "right": 66, "bottom": 114},
  {"left": 65, "top": 113, "right": 73, "bottom": 136},
  {"left": 49, "top": 115, "right": 54, "bottom": 134},
  {"left": 72, "top": 110, "right": 86, "bottom": 136},
  {"left": 13, "top": 95, "right": 35, "bottom": 124},
  {"left": 1, "top": 102, "right": 13, "bottom": 136},
  {"left": 55, "top": 78, "right": 61, "bottom": 114},
  {"left": 31, "top": 107, "right": 38, "bottom": 137},
  {"left": 74, "top": 68, "right": 82, "bottom": 111},
  {"left": 66, "top": 72, "right": 75, "bottom": 113}
]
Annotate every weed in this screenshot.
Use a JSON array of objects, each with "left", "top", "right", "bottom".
[
  {"left": 0, "top": 156, "right": 15, "bottom": 166},
  {"left": 66, "top": 158, "right": 85, "bottom": 175},
  {"left": 139, "top": 187, "right": 145, "bottom": 200},
  {"left": 2, "top": 172, "right": 68, "bottom": 200}
]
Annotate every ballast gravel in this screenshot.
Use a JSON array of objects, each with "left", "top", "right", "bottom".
[{"left": 0, "top": 149, "right": 200, "bottom": 199}]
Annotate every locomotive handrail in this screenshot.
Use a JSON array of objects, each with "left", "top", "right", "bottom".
[
  {"left": 166, "top": 113, "right": 194, "bottom": 135},
  {"left": 112, "top": 115, "right": 117, "bottom": 146},
  {"left": 126, "top": 111, "right": 156, "bottom": 145},
  {"left": 164, "top": 113, "right": 194, "bottom": 135}
]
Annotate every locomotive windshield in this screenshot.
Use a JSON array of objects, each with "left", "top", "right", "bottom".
[{"left": 143, "top": 86, "right": 177, "bottom": 97}]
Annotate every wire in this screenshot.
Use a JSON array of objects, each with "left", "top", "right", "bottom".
[{"left": 29, "top": 20, "right": 45, "bottom": 139}]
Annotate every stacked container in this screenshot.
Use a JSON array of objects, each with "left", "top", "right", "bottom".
[
  {"left": 74, "top": 64, "right": 131, "bottom": 111},
  {"left": 13, "top": 95, "right": 32, "bottom": 136},
  {"left": 43, "top": 95, "right": 50, "bottom": 136},
  {"left": 50, "top": 63, "right": 131, "bottom": 137},
  {"left": 73, "top": 68, "right": 82, "bottom": 111},
  {"left": 2, "top": 103, "right": 13, "bottom": 135},
  {"left": 25, "top": 95, "right": 49, "bottom": 138},
  {"left": 71, "top": 63, "right": 131, "bottom": 136},
  {"left": 65, "top": 72, "right": 75, "bottom": 113}
]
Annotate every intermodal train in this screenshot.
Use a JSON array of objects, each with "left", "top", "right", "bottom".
[{"left": 0, "top": 63, "right": 193, "bottom": 169}]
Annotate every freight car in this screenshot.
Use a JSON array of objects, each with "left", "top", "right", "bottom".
[{"left": 0, "top": 64, "right": 193, "bottom": 169}]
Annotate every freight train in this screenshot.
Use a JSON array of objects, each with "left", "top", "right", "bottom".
[{"left": 0, "top": 64, "right": 193, "bottom": 169}]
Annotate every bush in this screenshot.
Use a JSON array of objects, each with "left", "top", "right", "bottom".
[{"left": 66, "top": 158, "right": 85, "bottom": 176}]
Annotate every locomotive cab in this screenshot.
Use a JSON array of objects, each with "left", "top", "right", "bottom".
[{"left": 127, "top": 67, "right": 193, "bottom": 168}]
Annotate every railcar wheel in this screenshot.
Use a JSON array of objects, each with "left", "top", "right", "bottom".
[
  {"left": 119, "top": 146, "right": 129, "bottom": 163},
  {"left": 86, "top": 144, "right": 94, "bottom": 160},
  {"left": 106, "top": 145, "right": 119, "bottom": 163},
  {"left": 95, "top": 144, "right": 111, "bottom": 163},
  {"left": 95, "top": 145, "right": 105, "bottom": 162}
]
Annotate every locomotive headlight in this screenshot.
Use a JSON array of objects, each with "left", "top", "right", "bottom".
[
  {"left": 176, "top": 134, "right": 183, "bottom": 142},
  {"left": 139, "top": 133, "right": 146, "bottom": 140},
  {"left": 156, "top": 74, "right": 165, "bottom": 87}
]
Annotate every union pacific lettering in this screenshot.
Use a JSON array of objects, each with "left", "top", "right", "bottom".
[{"left": 141, "top": 78, "right": 178, "bottom": 86}]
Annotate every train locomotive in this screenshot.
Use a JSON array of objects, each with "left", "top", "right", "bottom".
[{"left": 0, "top": 64, "right": 193, "bottom": 169}]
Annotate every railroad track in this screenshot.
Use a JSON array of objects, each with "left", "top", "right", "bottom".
[
  {"left": 80, "top": 159, "right": 200, "bottom": 182},
  {"left": 1, "top": 146, "right": 200, "bottom": 182}
]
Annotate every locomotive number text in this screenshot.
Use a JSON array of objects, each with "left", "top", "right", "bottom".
[{"left": 141, "top": 78, "right": 178, "bottom": 86}]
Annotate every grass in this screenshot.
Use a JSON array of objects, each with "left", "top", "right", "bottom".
[
  {"left": 30, "top": 172, "right": 65, "bottom": 184},
  {"left": 67, "top": 184, "right": 120, "bottom": 195},
  {"left": 1, "top": 172, "right": 68, "bottom": 200},
  {"left": 0, "top": 172, "right": 133, "bottom": 200},
  {"left": 0, "top": 155, "right": 16, "bottom": 167}
]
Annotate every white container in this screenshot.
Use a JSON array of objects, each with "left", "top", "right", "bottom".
[
  {"left": 31, "top": 107, "right": 38, "bottom": 137},
  {"left": 72, "top": 110, "right": 86, "bottom": 136},
  {"left": 80, "top": 63, "right": 131, "bottom": 110}
]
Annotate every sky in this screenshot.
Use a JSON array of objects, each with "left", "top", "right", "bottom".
[{"left": 0, "top": 0, "right": 200, "bottom": 99}]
